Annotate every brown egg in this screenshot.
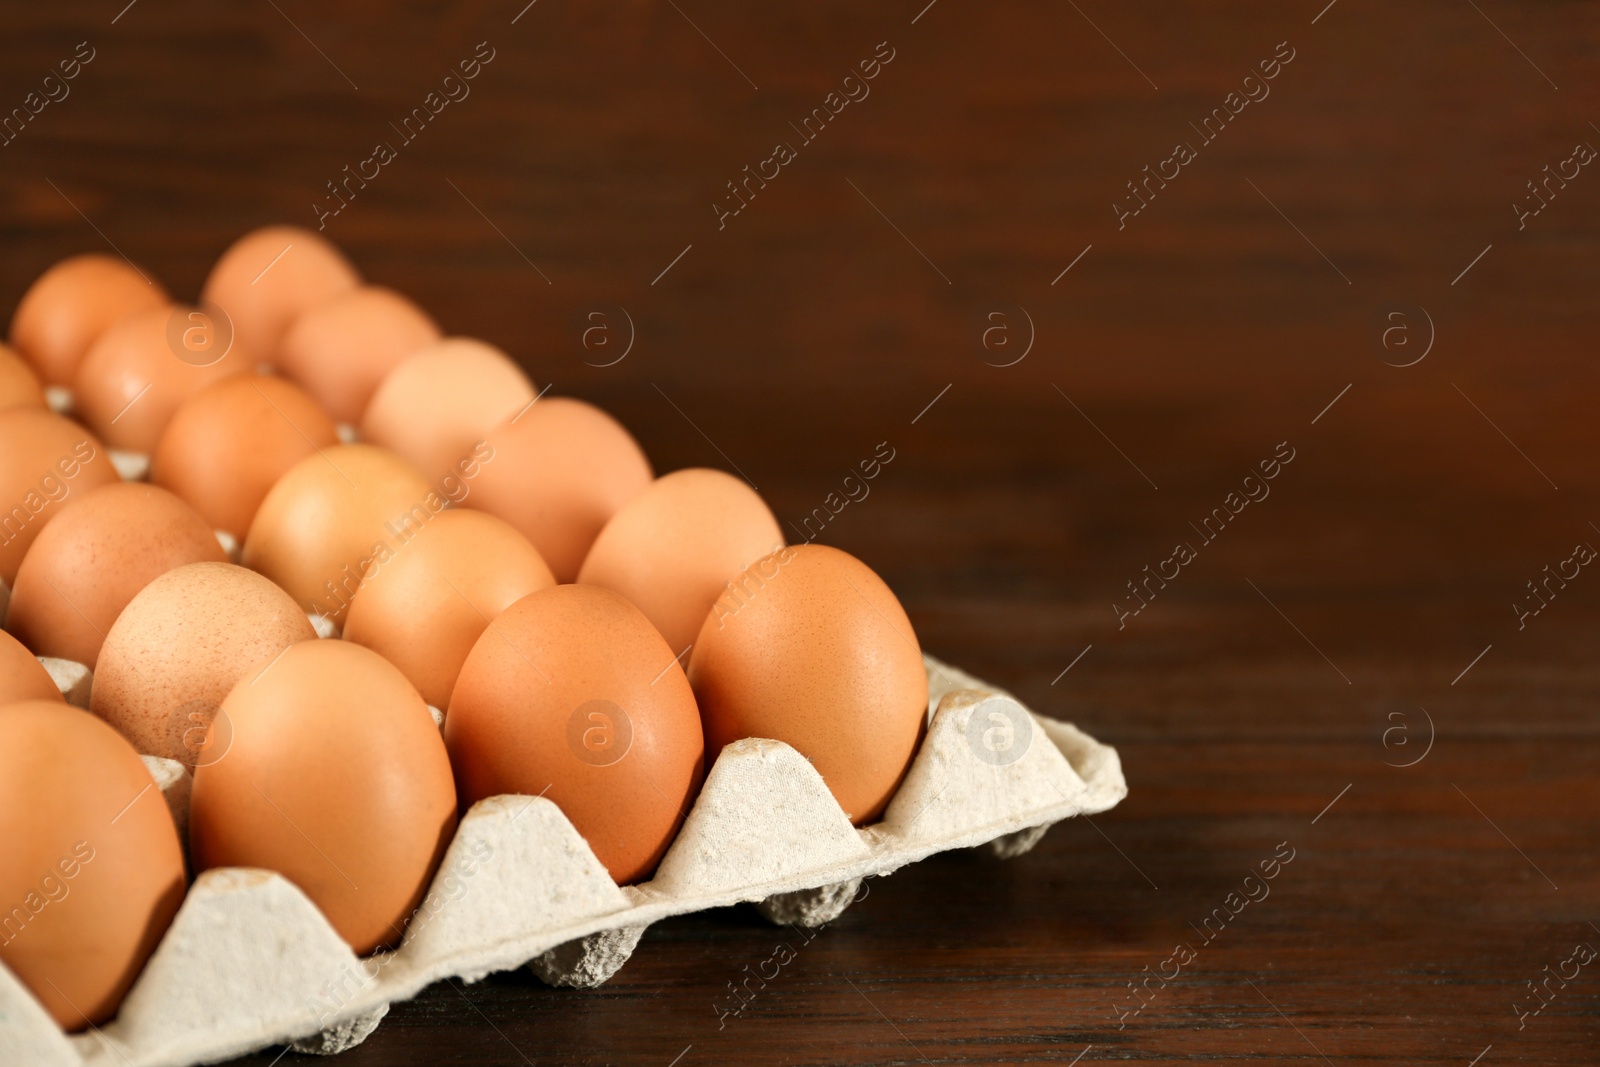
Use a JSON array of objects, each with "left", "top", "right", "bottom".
[
  {"left": 360, "top": 338, "right": 536, "bottom": 484},
  {"left": 0, "top": 699, "right": 185, "bottom": 1030},
  {"left": 72, "top": 303, "right": 250, "bottom": 453},
  {"left": 467, "top": 397, "right": 652, "bottom": 582},
  {"left": 687, "top": 544, "right": 928, "bottom": 825},
  {"left": 277, "top": 286, "right": 440, "bottom": 424},
  {"left": 344, "top": 510, "right": 555, "bottom": 709},
  {"left": 0, "top": 629, "right": 62, "bottom": 704},
  {"left": 200, "top": 226, "right": 360, "bottom": 367},
  {"left": 0, "top": 409, "right": 119, "bottom": 584},
  {"left": 151, "top": 374, "right": 339, "bottom": 540},
  {"left": 242, "top": 444, "right": 432, "bottom": 622},
  {"left": 92, "top": 562, "right": 316, "bottom": 763},
  {"left": 0, "top": 344, "right": 47, "bottom": 412},
  {"left": 9, "top": 254, "right": 168, "bottom": 386},
  {"left": 7, "top": 483, "right": 227, "bottom": 667},
  {"left": 445, "top": 585, "right": 704, "bottom": 884},
  {"left": 189, "top": 640, "right": 457, "bottom": 955},
  {"left": 578, "top": 469, "right": 783, "bottom": 656}
]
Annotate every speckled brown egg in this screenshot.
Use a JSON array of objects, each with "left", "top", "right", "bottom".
[
  {"left": 150, "top": 374, "right": 339, "bottom": 540},
  {"left": 91, "top": 562, "right": 316, "bottom": 763},
  {"left": 467, "top": 397, "right": 652, "bottom": 583},
  {"left": 277, "top": 286, "right": 440, "bottom": 424},
  {"left": 9, "top": 254, "right": 168, "bottom": 386},
  {"left": 0, "top": 699, "right": 185, "bottom": 1030},
  {"left": 72, "top": 303, "right": 249, "bottom": 454},
  {"left": 687, "top": 543, "right": 928, "bottom": 825},
  {"left": 359, "top": 338, "right": 536, "bottom": 484},
  {"left": 0, "top": 344, "right": 47, "bottom": 412},
  {"left": 7, "top": 483, "right": 226, "bottom": 667},
  {"left": 0, "top": 408, "right": 119, "bottom": 585},
  {"left": 445, "top": 584, "right": 704, "bottom": 884},
  {"left": 200, "top": 226, "right": 360, "bottom": 366},
  {"left": 242, "top": 444, "right": 432, "bottom": 623},
  {"left": 189, "top": 640, "right": 456, "bottom": 955},
  {"left": 344, "top": 509, "right": 554, "bottom": 710},
  {"left": 0, "top": 629, "right": 62, "bottom": 704},
  {"left": 577, "top": 468, "right": 784, "bottom": 656}
]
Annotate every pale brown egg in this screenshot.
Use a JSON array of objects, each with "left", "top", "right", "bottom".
[
  {"left": 344, "top": 509, "right": 554, "bottom": 710},
  {"left": 277, "top": 286, "right": 440, "bottom": 424},
  {"left": 0, "top": 699, "right": 185, "bottom": 1029},
  {"left": 9, "top": 254, "right": 167, "bottom": 386},
  {"left": 150, "top": 374, "right": 339, "bottom": 540},
  {"left": 0, "top": 408, "right": 119, "bottom": 584},
  {"left": 92, "top": 562, "right": 316, "bottom": 763},
  {"left": 687, "top": 544, "right": 928, "bottom": 825},
  {"left": 0, "top": 344, "right": 47, "bottom": 412},
  {"left": 577, "top": 468, "right": 783, "bottom": 656},
  {"left": 189, "top": 640, "right": 457, "bottom": 955},
  {"left": 359, "top": 338, "right": 536, "bottom": 484},
  {"left": 72, "top": 303, "right": 250, "bottom": 453},
  {"left": 242, "top": 444, "right": 432, "bottom": 623},
  {"left": 0, "top": 629, "right": 62, "bottom": 704},
  {"left": 445, "top": 584, "right": 704, "bottom": 884},
  {"left": 467, "top": 397, "right": 652, "bottom": 582},
  {"left": 199, "top": 226, "right": 360, "bottom": 367},
  {"left": 7, "top": 483, "right": 227, "bottom": 667}
]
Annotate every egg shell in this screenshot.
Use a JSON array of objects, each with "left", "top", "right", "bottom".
[
  {"left": 71, "top": 303, "right": 251, "bottom": 454},
  {"left": 7, "top": 483, "right": 228, "bottom": 667},
  {"left": 577, "top": 468, "right": 784, "bottom": 656},
  {"left": 91, "top": 562, "right": 317, "bottom": 763},
  {"left": 150, "top": 374, "right": 339, "bottom": 540},
  {"left": 0, "top": 344, "right": 47, "bottom": 412},
  {"left": 467, "top": 397, "right": 653, "bottom": 583},
  {"left": 343, "top": 509, "right": 555, "bottom": 709},
  {"left": 189, "top": 640, "right": 458, "bottom": 955},
  {"left": 0, "top": 409, "right": 120, "bottom": 584},
  {"left": 359, "top": 338, "right": 536, "bottom": 484},
  {"left": 8, "top": 254, "right": 168, "bottom": 386},
  {"left": 445, "top": 584, "right": 705, "bottom": 884},
  {"left": 687, "top": 543, "right": 928, "bottom": 825},
  {"left": 0, "top": 629, "right": 62, "bottom": 704},
  {"left": 242, "top": 444, "right": 433, "bottom": 622},
  {"left": 0, "top": 699, "right": 186, "bottom": 1029},
  {"left": 277, "top": 286, "right": 440, "bottom": 424},
  {"left": 200, "top": 227, "right": 360, "bottom": 367}
]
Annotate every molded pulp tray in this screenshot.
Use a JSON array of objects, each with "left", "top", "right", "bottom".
[{"left": 0, "top": 654, "right": 1127, "bottom": 1066}]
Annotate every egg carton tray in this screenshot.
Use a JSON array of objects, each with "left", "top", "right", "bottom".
[{"left": 1, "top": 654, "right": 1126, "bottom": 1067}]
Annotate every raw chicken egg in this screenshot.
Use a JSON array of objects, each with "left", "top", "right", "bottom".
[
  {"left": 687, "top": 544, "right": 928, "bottom": 825},
  {"left": 92, "top": 562, "right": 316, "bottom": 763},
  {"left": 277, "top": 286, "right": 440, "bottom": 424},
  {"left": 9, "top": 254, "right": 167, "bottom": 386},
  {"left": 200, "top": 226, "right": 359, "bottom": 366},
  {"left": 0, "top": 629, "right": 61, "bottom": 704},
  {"left": 7, "top": 483, "right": 227, "bottom": 667},
  {"left": 242, "top": 444, "right": 432, "bottom": 623},
  {"left": 151, "top": 374, "right": 338, "bottom": 540},
  {"left": 467, "top": 397, "right": 652, "bottom": 582},
  {"left": 445, "top": 584, "right": 704, "bottom": 884},
  {"left": 0, "top": 699, "right": 185, "bottom": 1029},
  {"left": 344, "top": 509, "right": 554, "bottom": 710},
  {"left": 0, "top": 408, "right": 118, "bottom": 584},
  {"left": 189, "top": 640, "right": 457, "bottom": 955},
  {"left": 359, "top": 338, "right": 535, "bottom": 484},
  {"left": 0, "top": 344, "right": 47, "bottom": 412},
  {"left": 577, "top": 468, "right": 783, "bottom": 656}
]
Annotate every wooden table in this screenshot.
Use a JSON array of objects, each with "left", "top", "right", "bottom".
[{"left": 4, "top": 1, "right": 1597, "bottom": 1062}]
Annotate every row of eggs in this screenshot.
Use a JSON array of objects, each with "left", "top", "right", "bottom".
[{"left": 0, "top": 228, "right": 929, "bottom": 1032}]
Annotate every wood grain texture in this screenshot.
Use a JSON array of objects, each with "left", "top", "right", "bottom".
[{"left": 3, "top": 0, "right": 1598, "bottom": 1063}]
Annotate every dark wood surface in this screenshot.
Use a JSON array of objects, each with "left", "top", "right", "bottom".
[{"left": 5, "top": 1, "right": 1599, "bottom": 1063}]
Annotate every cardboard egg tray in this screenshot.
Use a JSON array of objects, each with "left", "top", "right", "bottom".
[{"left": 0, "top": 652, "right": 1125, "bottom": 1066}]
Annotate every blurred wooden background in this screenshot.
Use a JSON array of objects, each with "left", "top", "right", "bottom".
[{"left": 3, "top": 1, "right": 1598, "bottom": 1063}]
